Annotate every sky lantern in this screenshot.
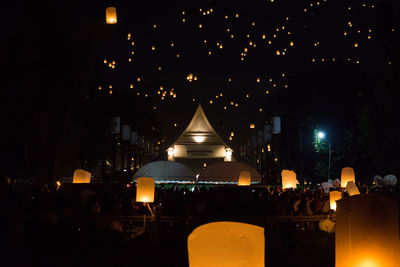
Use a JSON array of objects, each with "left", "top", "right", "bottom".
[
  {"left": 281, "top": 169, "right": 296, "bottom": 189},
  {"left": 73, "top": 169, "right": 91, "bottom": 183},
  {"left": 329, "top": 190, "right": 342, "bottom": 211},
  {"left": 335, "top": 194, "right": 400, "bottom": 267},
  {"left": 105, "top": 7, "right": 117, "bottom": 24},
  {"left": 238, "top": 171, "right": 251, "bottom": 186},
  {"left": 188, "top": 221, "right": 264, "bottom": 267},
  {"left": 136, "top": 177, "right": 155, "bottom": 203},
  {"left": 341, "top": 167, "right": 355, "bottom": 187},
  {"left": 345, "top": 181, "right": 360, "bottom": 196}
]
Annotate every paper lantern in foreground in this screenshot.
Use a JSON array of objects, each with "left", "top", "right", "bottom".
[
  {"left": 345, "top": 181, "right": 360, "bottom": 196},
  {"left": 188, "top": 221, "right": 264, "bottom": 267},
  {"left": 73, "top": 169, "right": 91, "bottom": 183},
  {"left": 238, "top": 171, "right": 251, "bottom": 186},
  {"left": 106, "top": 7, "right": 117, "bottom": 24},
  {"left": 329, "top": 191, "right": 342, "bottom": 211},
  {"left": 281, "top": 169, "right": 296, "bottom": 189},
  {"left": 335, "top": 194, "right": 400, "bottom": 267},
  {"left": 136, "top": 177, "right": 155, "bottom": 203},
  {"left": 341, "top": 167, "right": 355, "bottom": 187}
]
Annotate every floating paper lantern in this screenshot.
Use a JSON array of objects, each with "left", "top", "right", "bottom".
[
  {"left": 73, "top": 169, "right": 91, "bottom": 184},
  {"left": 329, "top": 191, "right": 342, "bottom": 211},
  {"left": 341, "top": 167, "right": 355, "bottom": 187},
  {"left": 345, "top": 181, "right": 360, "bottom": 196},
  {"left": 188, "top": 221, "right": 264, "bottom": 267},
  {"left": 136, "top": 177, "right": 155, "bottom": 203},
  {"left": 281, "top": 170, "right": 296, "bottom": 189},
  {"left": 335, "top": 194, "right": 400, "bottom": 267},
  {"left": 238, "top": 171, "right": 251, "bottom": 186},
  {"left": 105, "top": 7, "right": 117, "bottom": 24}
]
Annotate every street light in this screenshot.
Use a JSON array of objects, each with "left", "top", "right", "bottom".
[{"left": 317, "top": 131, "right": 331, "bottom": 180}]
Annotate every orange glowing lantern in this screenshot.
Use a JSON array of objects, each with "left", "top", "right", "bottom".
[
  {"left": 238, "top": 171, "right": 251, "bottom": 186},
  {"left": 281, "top": 170, "right": 296, "bottom": 189},
  {"left": 136, "top": 177, "right": 155, "bottom": 203},
  {"left": 72, "top": 169, "right": 91, "bottom": 183},
  {"left": 345, "top": 181, "right": 360, "bottom": 196},
  {"left": 106, "top": 7, "right": 117, "bottom": 24},
  {"left": 188, "top": 221, "right": 264, "bottom": 267},
  {"left": 329, "top": 191, "right": 342, "bottom": 211},
  {"left": 335, "top": 194, "right": 400, "bottom": 267},
  {"left": 341, "top": 167, "right": 355, "bottom": 187}
]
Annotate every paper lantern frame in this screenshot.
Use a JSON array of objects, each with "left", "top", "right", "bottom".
[
  {"left": 136, "top": 177, "right": 155, "bottom": 203},
  {"left": 73, "top": 169, "right": 91, "bottom": 184},
  {"left": 188, "top": 221, "right": 264, "bottom": 267},
  {"left": 238, "top": 171, "right": 251, "bottom": 186},
  {"left": 335, "top": 194, "right": 400, "bottom": 267},
  {"left": 106, "top": 7, "right": 117, "bottom": 24},
  {"left": 341, "top": 167, "right": 355, "bottom": 188},
  {"left": 281, "top": 170, "right": 297, "bottom": 189}
]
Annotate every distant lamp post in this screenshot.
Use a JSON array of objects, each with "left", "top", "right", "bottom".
[{"left": 316, "top": 130, "right": 332, "bottom": 179}]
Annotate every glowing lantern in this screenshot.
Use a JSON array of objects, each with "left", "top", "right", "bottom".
[
  {"left": 188, "top": 221, "right": 264, "bottom": 267},
  {"left": 345, "top": 181, "right": 360, "bottom": 196},
  {"left": 136, "top": 177, "right": 155, "bottom": 203},
  {"left": 224, "top": 148, "right": 232, "bottom": 162},
  {"left": 281, "top": 170, "right": 296, "bottom": 189},
  {"left": 335, "top": 194, "right": 400, "bottom": 267},
  {"left": 238, "top": 171, "right": 251, "bottom": 186},
  {"left": 105, "top": 7, "right": 117, "bottom": 24},
  {"left": 73, "top": 169, "right": 91, "bottom": 184},
  {"left": 329, "top": 191, "right": 342, "bottom": 211},
  {"left": 341, "top": 167, "right": 355, "bottom": 187}
]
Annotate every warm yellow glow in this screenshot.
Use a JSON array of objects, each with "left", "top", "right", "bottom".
[
  {"left": 281, "top": 170, "right": 296, "bottom": 189},
  {"left": 194, "top": 136, "right": 205, "bottom": 143},
  {"left": 136, "top": 177, "right": 155, "bottom": 203},
  {"left": 238, "top": 171, "right": 251, "bottom": 186},
  {"left": 250, "top": 124, "right": 255, "bottom": 129},
  {"left": 188, "top": 222, "right": 264, "bottom": 267},
  {"left": 105, "top": 7, "right": 117, "bottom": 24},
  {"left": 329, "top": 191, "right": 341, "bottom": 211},
  {"left": 73, "top": 169, "right": 91, "bottom": 183},
  {"left": 335, "top": 195, "right": 400, "bottom": 267},
  {"left": 341, "top": 167, "right": 355, "bottom": 187},
  {"left": 345, "top": 181, "right": 360, "bottom": 196}
]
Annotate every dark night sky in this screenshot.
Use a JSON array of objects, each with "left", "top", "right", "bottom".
[
  {"left": 2, "top": 0, "right": 399, "bottom": 179},
  {"left": 92, "top": 0, "right": 399, "bottom": 144}
]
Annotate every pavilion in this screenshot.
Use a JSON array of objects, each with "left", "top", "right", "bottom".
[{"left": 166, "top": 104, "right": 234, "bottom": 174}]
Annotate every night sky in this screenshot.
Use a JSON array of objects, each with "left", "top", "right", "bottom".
[
  {"left": 2, "top": 0, "right": 399, "bottom": 180},
  {"left": 95, "top": 0, "right": 398, "bottom": 143}
]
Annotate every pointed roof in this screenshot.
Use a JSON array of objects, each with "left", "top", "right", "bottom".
[{"left": 174, "top": 104, "right": 227, "bottom": 146}]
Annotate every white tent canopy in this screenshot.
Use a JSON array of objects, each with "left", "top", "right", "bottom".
[
  {"left": 133, "top": 161, "right": 195, "bottom": 183},
  {"left": 199, "top": 162, "right": 262, "bottom": 184}
]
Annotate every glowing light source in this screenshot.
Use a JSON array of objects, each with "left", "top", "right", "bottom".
[
  {"left": 329, "top": 191, "right": 342, "bottom": 211},
  {"left": 335, "top": 195, "right": 400, "bottom": 267},
  {"left": 341, "top": 167, "right": 355, "bottom": 187},
  {"left": 238, "top": 171, "right": 251, "bottom": 186},
  {"left": 105, "top": 7, "right": 117, "bottom": 24},
  {"left": 188, "top": 222, "right": 264, "bottom": 267},
  {"left": 194, "top": 136, "right": 205, "bottom": 143},
  {"left": 224, "top": 148, "right": 232, "bottom": 162},
  {"left": 281, "top": 170, "right": 296, "bottom": 189},
  {"left": 73, "top": 169, "right": 91, "bottom": 184},
  {"left": 136, "top": 177, "right": 155, "bottom": 203}
]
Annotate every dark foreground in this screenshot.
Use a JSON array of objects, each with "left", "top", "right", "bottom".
[{"left": 4, "top": 219, "right": 334, "bottom": 267}]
